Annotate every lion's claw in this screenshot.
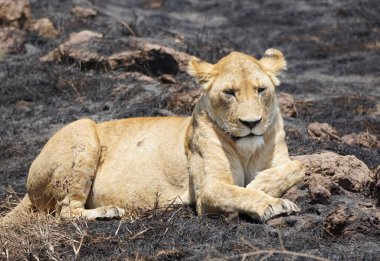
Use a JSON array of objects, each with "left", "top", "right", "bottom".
[{"left": 261, "top": 199, "right": 300, "bottom": 223}]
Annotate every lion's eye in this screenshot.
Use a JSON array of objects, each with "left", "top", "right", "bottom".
[
  {"left": 258, "top": 87, "right": 266, "bottom": 94},
  {"left": 223, "top": 89, "right": 236, "bottom": 97}
]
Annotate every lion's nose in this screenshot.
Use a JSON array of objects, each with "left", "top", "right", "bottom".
[{"left": 239, "top": 117, "right": 262, "bottom": 129}]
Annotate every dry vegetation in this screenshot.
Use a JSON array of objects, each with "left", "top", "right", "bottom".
[{"left": 1, "top": 194, "right": 332, "bottom": 261}]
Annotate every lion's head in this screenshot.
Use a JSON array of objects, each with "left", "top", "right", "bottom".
[{"left": 188, "top": 49, "right": 286, "bottom": 147}]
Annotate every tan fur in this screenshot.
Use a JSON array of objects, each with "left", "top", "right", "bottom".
[{"left": 3, "top": 50, "right": 305, "bottom": 223}]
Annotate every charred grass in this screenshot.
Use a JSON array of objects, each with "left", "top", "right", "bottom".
[{"left": 1, "top": 0, "right": 379, "bottom": 260}]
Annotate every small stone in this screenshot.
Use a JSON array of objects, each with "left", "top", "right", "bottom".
[
  {"left": 323, "top": 204, "right": 348, "bottom": 236},
  {"left": 342, "top": 132, "right": 379, "bottom": 149},
  {"left": 0, "top": 26, "right": 25, "bottom": 54},
  {"left": 307, "top": 122, "right": 341, "bottom": 141},
  {"left": 71, "top": 5, "right": 97, "bottom": 19},
  {"left": 323, "top": 203, "right": 380, "bottom": 237},
  {"left": 16, "top": 100, "right": 32, "bottom": 112},
  {"left": 278, "top": 92, "right": 297, "bottom": 117},
  {"left": 159, "top": 74, "right": 176, "bottom": 84},
  {"left": 143, "top": 0, "right": 163, "bottom": 9},
  {"left": 0, "top": 0, "right": 31, "bottom": 29},
  {"left": 40, "top": 30, "right": 103, "bottom": 64},
  {"left": 116, "top": 72, "right": 156, "bottom": 83},
  {"left": 308, "top": 174, "right": 333, "bottom": 204},
  {"left": 283, "top": 186, "right": 307, "bottom": 203},
  {"left": 166, "top": 89, "right": 200, "bottom": 113},
  {"left": 30, "top": 18, "right": 59, "bottom": 38}
]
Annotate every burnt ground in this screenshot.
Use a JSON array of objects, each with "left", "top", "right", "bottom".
[{"left": 0, "top": 0, "right": 379, "bottom": 260}]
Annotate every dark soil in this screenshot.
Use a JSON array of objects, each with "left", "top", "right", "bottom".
[{"left": 0, "top": 0, "right": 379, "bottom": 260}]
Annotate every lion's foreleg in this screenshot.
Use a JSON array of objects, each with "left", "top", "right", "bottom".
[
  {"left": 199, "top": 180, "right": 300, "bottom": 222},
  {"left": 190, "top": 153, "right": 299, "bottom": 222},
  {"left": 246, "top": 160, "right": 305, "bottom": 198}
]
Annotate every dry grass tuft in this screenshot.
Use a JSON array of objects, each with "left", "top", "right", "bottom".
[
  {"left": 0, "top": 197, "right": 88, "bottom": 260},
  {"left": 0, "top": 194, "right": 189, "bottom": 260}
]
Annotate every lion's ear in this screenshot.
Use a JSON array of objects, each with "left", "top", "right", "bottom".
[
  {"left": 187, "top": 57, "right": 214, "bottom": 89},
  {"left": 259, "top": 48, "right": 287, "bottom": 86}
]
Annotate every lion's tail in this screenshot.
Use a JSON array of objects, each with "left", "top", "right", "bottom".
[{"left": 1, "top": 194, "right": 33, "bottom": 225}]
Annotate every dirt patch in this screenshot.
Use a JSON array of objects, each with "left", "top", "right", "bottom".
[{"left": 0, "top": 0, "right": 379, "bottom": 260}]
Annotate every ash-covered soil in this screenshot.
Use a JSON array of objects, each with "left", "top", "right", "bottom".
[{"left": 0, "top": 0, "right": 379, "bottom": 260}]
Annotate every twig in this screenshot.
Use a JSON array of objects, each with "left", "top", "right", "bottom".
[
  {"left": 129, "top": 227, "right": 152, "bottom": 240},
  {"left": 114, "top": 220, "right": 122, "bottom": 236},
  {"left": 4, "top": 247, "right": 9, "bottom": 261},
  {"left": 125, "top": 224, "right": 133, "bottom": 235},
  {"left": 210, "top": 249, "right": 331, "bottom": 261},
  {"left": 71, "top": 234, "right": 85, "bottom": 260},
  {"left": 46, "top": 251, "right": 59, "bottom": 261},
  {"left": 168, "top": 206, "right": 183, "bottom": 222},
  {"left": 70, "top": 219, "right": 87, "bottom": 259},
  {"left": 325, "top": 131, "right": 343, "bottom": 142},
  {"left": 277, "top": 229, "right": 285, "bottom": 251},
  {"left": 259, "top": 251, "right": 274, "bottom": 261},
  {"left": 240, "top": 237, "right": 259, "bottom": 251}
]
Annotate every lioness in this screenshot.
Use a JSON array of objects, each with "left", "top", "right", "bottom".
[{"left": 3, "top": 49, "right": 304, "bottom": 223}]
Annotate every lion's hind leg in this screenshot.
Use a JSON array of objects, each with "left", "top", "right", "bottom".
[
  {"left": 27, "top": 119, "right": 124, "bottom": 220},
  {"left": 55, "top": 170, "right": 125, "bottom": 220}
]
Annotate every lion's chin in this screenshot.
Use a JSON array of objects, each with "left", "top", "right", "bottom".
[{"left": 235, "top": 135, "right": 265, "bottom": 156}]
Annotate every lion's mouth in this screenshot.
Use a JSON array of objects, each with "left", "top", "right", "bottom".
[{"left": 232, "top": 133, "right": 263, "bottom": 140}]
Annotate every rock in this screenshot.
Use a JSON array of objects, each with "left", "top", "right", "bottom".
[
  {"left": 283, "top": 186, "right": 307, "bottom": 203},
  {"left": 307, "top": 122, "right": 341, "bottom": 141},
  {"left": 278, "top": 92, "right": 297, "bottom": 117},
  {"left": 323, "top": 204, "right": 380, "bottom": 237},
  {"left": 40, "top": 30, "right": 104, "bottom": 66},
  {"left": 105, "top": 38, "right": 192, "bottom": 73},
  {"left": 71, "top": 5, "right": 97, "bottom": 18},
  {"left": 24, "top": 43, "right": 39, "bottom": 55},
  {"left": 116, "top": 72, "right": 157, "bottom": 83},
  {"left": 159, "top": 74, "right": 176, "bottom": 84},
  {"left": 342, "top": 132, "right": 379, "bottom": 149},
  {"left": 323, "top": 204, "right": 349, "bottom": 236},
  {"left": 108, "top": 49, "right": 179, "bottom": 76},
  {"left": 292, "top": 152, "right": 376, "bottom": 194},
  {"left": 0, "top": 26, "right": 25, "bottom": 54},
  {"left": 166, "top": 89, "right": 200, "bottom": 113},
  {"left": 267, "top": 214, "right": 320, "bottom": 230},
  {"left": 108, "top": 50, "right": 145, "bottom": 69},
  {"left": 307, "top": 174, "right": 334, "bottom": 204},
  {"left": 15, "top": 100, "right": 32, "bottom": 112},
  {"left": 0, "top": 0, "right": 31, "bottom": 29},
  {"left": 143, "top": 0, "right": 164, "bottom": 9},
  {"left": 132, "top": 39, "right": 192, "bottom": 72},
  {"left": 40, "top": 33, "right": 189, "bottom": 76},
  {"left": 30, "top": 18, "right": 59, "bottom": 38},
  {"left": 0, "top": 0, "right": 31, "bottom": 54}
]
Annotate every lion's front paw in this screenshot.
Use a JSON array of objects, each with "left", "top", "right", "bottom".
[
  {"left": 261, "top": 199, "right": 300, "bottom": 223},
  {"left": 92, "top": 206, "right": 125, "bottom": 220}
]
